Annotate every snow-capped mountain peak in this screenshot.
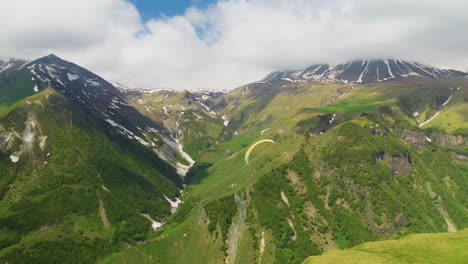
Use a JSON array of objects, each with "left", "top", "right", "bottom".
[
  {"left": 21, "top": 54, "right": 196, "bottom": 179},
  {"left": 258, "top": 59, "right": 468, "bottom": 85}
]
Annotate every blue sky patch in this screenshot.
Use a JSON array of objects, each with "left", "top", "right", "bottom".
[{"left": 129, "top": 0, "right": 218, "bottom": 21}]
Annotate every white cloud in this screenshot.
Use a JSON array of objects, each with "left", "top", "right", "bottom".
[{"left": 1, "top": 0, "right": 468, "bottom": 90}]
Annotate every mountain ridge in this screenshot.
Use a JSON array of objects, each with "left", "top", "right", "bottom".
[
  {"left": 258, "top": 59, "right": 468, "bottom": 85},
  {"left": 8, "top": 55, "right": 468, "bottom": 92},
  {"left": 20, "top": 54, "right": 196, "bottom": 179}
]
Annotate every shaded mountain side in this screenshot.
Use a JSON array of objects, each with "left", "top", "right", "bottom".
[
  {"left": 123, "top": 89, "right": 226, "bottom": 162},
  {"left": 0, "top": 89, "right": 183, "bottom": 263},
  {"left": 0, "top": 68, "right": 37, "bottom": 115}
]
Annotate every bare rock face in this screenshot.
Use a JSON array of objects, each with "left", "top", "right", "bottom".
[
  {"left": 398, "top": 130, "right": 428, "bottom": 149},
  {"left": 433, "top": 134, "right": 465, "bottom": 146},
  {"left": 376, "top": 152, "right": 412, "bottom": 176},
  {"left": 198, "top": 208, "right": 210, "bottom": 226},
  {"left": 0, "top": 125, "right": 14, "bottom": 152},
  {"left": 452, "top": 153, "right": 468, "bottom": 160},
  {"left": 383, "top": 153, "right": 412, "bottom": 176},
  {"left": 396, "top": 129, "right": 466, "bottom": 149}
]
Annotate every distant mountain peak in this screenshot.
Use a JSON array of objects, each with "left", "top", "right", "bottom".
[
  {"left": 42, "top": 53, "right": 59, "bottom": 59},
  {"left": 34, "top": 53, "right": 70, "bottom": 65},
  {"left": 259, "top": 59, "right": 468, "bottom": 85},
  {"left": 23, "top": 53, "right": 195, "bottom": 178}
]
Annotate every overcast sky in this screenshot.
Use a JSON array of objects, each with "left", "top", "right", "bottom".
[{"left": 1, "top": 0, "right": 467, "bottom": 90}]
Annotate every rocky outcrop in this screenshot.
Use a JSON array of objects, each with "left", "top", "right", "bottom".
[
  {"left": 396, "top": 129, "right": 466, "bottom": 149},
  {"left": 397, "top": 130, "right": 428, "bottom": 149},
  {"left": 381, "top": 153, "right": 412, "bottom": 176},
  {"left": 433, "top": 133, "right": 465, "bottom": 146},
  {"left": 198, "top": 208, "right": 210, "bottom": 226}
]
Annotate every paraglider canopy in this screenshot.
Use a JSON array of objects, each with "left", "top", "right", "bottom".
[{"left": 244, "top": 139, "right": 275, "bottom": 165}]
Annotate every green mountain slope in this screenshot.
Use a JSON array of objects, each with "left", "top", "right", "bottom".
[
  {"left": 303, "top": 228, "right": 468, "bottom": 264},
  {"left": 106, "top": 77, "right": 467, "bottom": 263},
  {"left": 0, "top": 60, "right": 36, "bottom": 115},
  {"left": 0, "top": 56, "right": 190, "bottom": 263},
  {"left": 2, "top": 55, "right": 467, "bottom": 263},
  {"left": 0, "top": 88, "right": 182, "bottom": 263}
]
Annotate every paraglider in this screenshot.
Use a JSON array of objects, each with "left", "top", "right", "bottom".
[{"left": 244, "top": 139, "right": 275, "bottom": 165}]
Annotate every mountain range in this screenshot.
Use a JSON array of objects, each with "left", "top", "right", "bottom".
[
  {"left": 261, "top": 59, "right": 468, "bottom": 85},
  {"left": 0, "top": 55, "right": 467, "bottom": 264}
]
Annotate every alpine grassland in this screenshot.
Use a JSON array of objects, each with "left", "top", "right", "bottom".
[
  {"left": 303, "top": 229, "right": 468, "bottom": 264},
  {"left": 103, "top": 79, "right": 467, "bottom": 264}
]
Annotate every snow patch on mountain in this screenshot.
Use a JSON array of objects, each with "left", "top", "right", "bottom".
[
  {"left": 419, "top": 112, "right": 440, "bottom": 127},
  {"left": 442, "top": 94, "right": 453, "bottom": 106},
  {"left": 173, "top": 136, "right": 196, "bottom": 177},
  {"left": 329, "top": 113, "right": 337, "bottom": 124},
  {"left": 104, "top": 118, "right": 151, "bottom": 147},
  {"left": 260, "top": 128, "right": 270, "bottom": 135},
  {"left": 18, "top": 59, "right": 32, "bottom": 70},
  {"left": 199, "top": 101, "right": 217, "bottom": 116},
  {"left": 10, "top": 154, "right": 20, "bottom": 163},
  {"left": 164, "top": 196, "right": 182, "bottom": 214},
  {"left": 152, "top": 133, "right": 196, "bottom": 179},
  {"left": 67, "top": 73, "right": 79, "bottom": 81},
  {"left": 222, "top": 115, "right": 230, "bottom": 126},
  {"left": 141, "top": 214, "right": 163, "bottom": 231},
  {"left": 0, "top": 63, "right": 13, "bottom": 73},
  {"left": 85, "top": 79, "right": 101, "bottom": 87}
]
